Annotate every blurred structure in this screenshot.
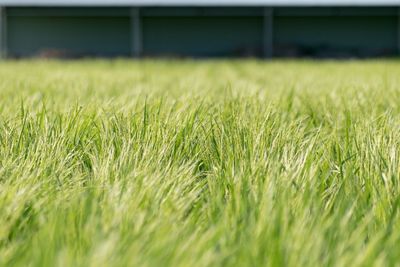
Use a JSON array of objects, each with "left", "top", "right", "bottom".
[{"left": 0, "top": 1, "right": 400, "bottom": 58}]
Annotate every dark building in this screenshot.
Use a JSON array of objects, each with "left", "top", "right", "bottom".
[{"left": 0, "top": 0, "right": 400, "bottom": 58}]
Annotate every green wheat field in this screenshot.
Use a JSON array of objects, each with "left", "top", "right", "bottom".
[{"left": 0, "top": 60, "right": 400, "bottom": 267}]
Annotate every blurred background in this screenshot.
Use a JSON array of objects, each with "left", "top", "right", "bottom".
[{"left": 0, "top": 0, "right": 400, "bottom": 59}]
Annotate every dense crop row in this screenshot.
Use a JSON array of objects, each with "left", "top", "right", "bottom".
[{"left": 0, "top": 60, "right": 399, "bottom": 266}]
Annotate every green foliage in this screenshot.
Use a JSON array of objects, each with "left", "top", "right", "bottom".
[{"left": 0, "top": 60, "right": 399, "bottom": 267}]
